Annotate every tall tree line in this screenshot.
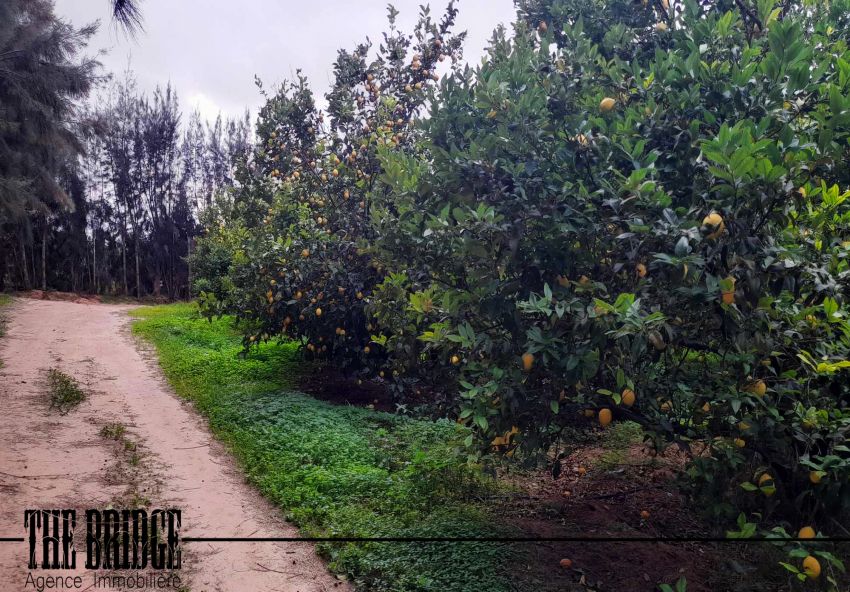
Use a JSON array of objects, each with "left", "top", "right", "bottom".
[
  {"left": 79, "top": 75, "right": 251, "bottom": 299},
  {"left": 1, "top": 0, "right": 251, "bottom": 298}
]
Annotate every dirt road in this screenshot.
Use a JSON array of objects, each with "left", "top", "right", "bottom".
[{"left": 0, "top": 298, "right": 348, "bottom": 592}]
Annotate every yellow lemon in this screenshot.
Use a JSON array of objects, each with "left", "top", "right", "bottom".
[
  {"left": 758, "top": 473, "right": 775, "bottom": 496},
  {"left": 802, "top": 556, "right": 821, "bottom": 579},
  {"left": 702, "top": 212, "right": 725, "bottom": 239},
  {"left": 746, "top": 380, "right": 767, "bottom": 397}
]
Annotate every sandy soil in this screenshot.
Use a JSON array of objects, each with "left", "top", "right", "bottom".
[{"left": 0, "top": 298, "right": 349, "bottom": 592}]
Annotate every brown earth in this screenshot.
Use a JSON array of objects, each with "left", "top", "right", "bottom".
[
  {"left": 300, "top": 367, "right": 395, "bottom": 412},
  {"left": 497, "top": 439, "right": 788, "bottom": 592},
  {"left": 0, "top": 297, "right": 349, "bottom": 592}
]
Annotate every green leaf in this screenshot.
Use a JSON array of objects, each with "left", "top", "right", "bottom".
[{"left": 779, "top": 562, "right": 800, "bottom": 575}]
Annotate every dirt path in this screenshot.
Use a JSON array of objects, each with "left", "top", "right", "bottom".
[{"left": 0, "top": 298, "right": 349, "bottom": 592}]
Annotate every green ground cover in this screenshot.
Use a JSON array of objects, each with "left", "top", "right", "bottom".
[{"left": 132, "top": 303, "right": 515, "bottom": 592}]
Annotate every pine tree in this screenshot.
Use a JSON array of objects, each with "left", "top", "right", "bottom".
[{"left": 0, "top": 0, "right": 98, "bottom": 290}]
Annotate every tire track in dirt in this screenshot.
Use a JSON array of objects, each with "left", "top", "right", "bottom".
[{"left": 0, "top": 298, "right": 349, "bottom": 592}]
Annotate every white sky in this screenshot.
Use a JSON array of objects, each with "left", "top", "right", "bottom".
[{"left": 54, "top": 0, "right": 517, "bottom": 124}]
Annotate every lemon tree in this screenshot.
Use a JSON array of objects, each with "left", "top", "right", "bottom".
[
  {"left": 370, "top": 0, "right": 850, "bottom": 557},
  {"left": 193, "top": 5, "right": 464, "bottom": 376}
]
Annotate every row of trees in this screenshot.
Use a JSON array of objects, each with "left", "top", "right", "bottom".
[
  {"left": 0, "top": 0, "right": 250, "bottom": 298},
  {"left": 193, "top": 0, "right": 850, "bottom": 582},
  {"left": 76, "top": 79, "right": 251, "bottom": 299}
]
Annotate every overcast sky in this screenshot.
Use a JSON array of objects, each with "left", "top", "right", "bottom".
[{"left": 53, "top": 0, "right": 517, "bottom": 125}]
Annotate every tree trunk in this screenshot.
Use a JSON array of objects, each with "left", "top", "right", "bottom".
[
  {"left": 0, "top": 245, "right": 5, "bottom": 292},
  {"left": 122, "top": 227, "right": 128, "bottom": 295},
  {"left": 134, "top": 234, "right": 141, "bottom": 298},
  {"left": 19, "top": 232, "right": 30, "bottom": 290},
  {"left": 170, "top": 229, "right": 176, "bottom": 300},
  {"left": 29, "top": 243, "right": 36, "bottom": 288},
  {"left": 41, "top": 221, "right": 48, "bottom": 291},
  {"left": 186, "top": 234, "right": 192, "bottom": 299},
  {"left": 92, "top": 234, "right": 98, "bottom": 293}
]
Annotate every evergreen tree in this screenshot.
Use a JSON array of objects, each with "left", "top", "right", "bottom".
[{"left": 0, "top": 0, "right": 98, "bottom": 290}]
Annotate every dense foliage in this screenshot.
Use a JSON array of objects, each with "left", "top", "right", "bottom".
[
  {"left": 195, "top": 2, "right": 850, "bottom": 579},
  {"left": 376, "top": 0, "right": 850, "bottom": 520}
]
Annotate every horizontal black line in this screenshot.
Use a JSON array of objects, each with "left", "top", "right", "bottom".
[
  {"left": 180, "top": 536, "right": 850, "bottom": 543},
  {"left": 2, "top": 536, "right": 844, "bottom": 543}
]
